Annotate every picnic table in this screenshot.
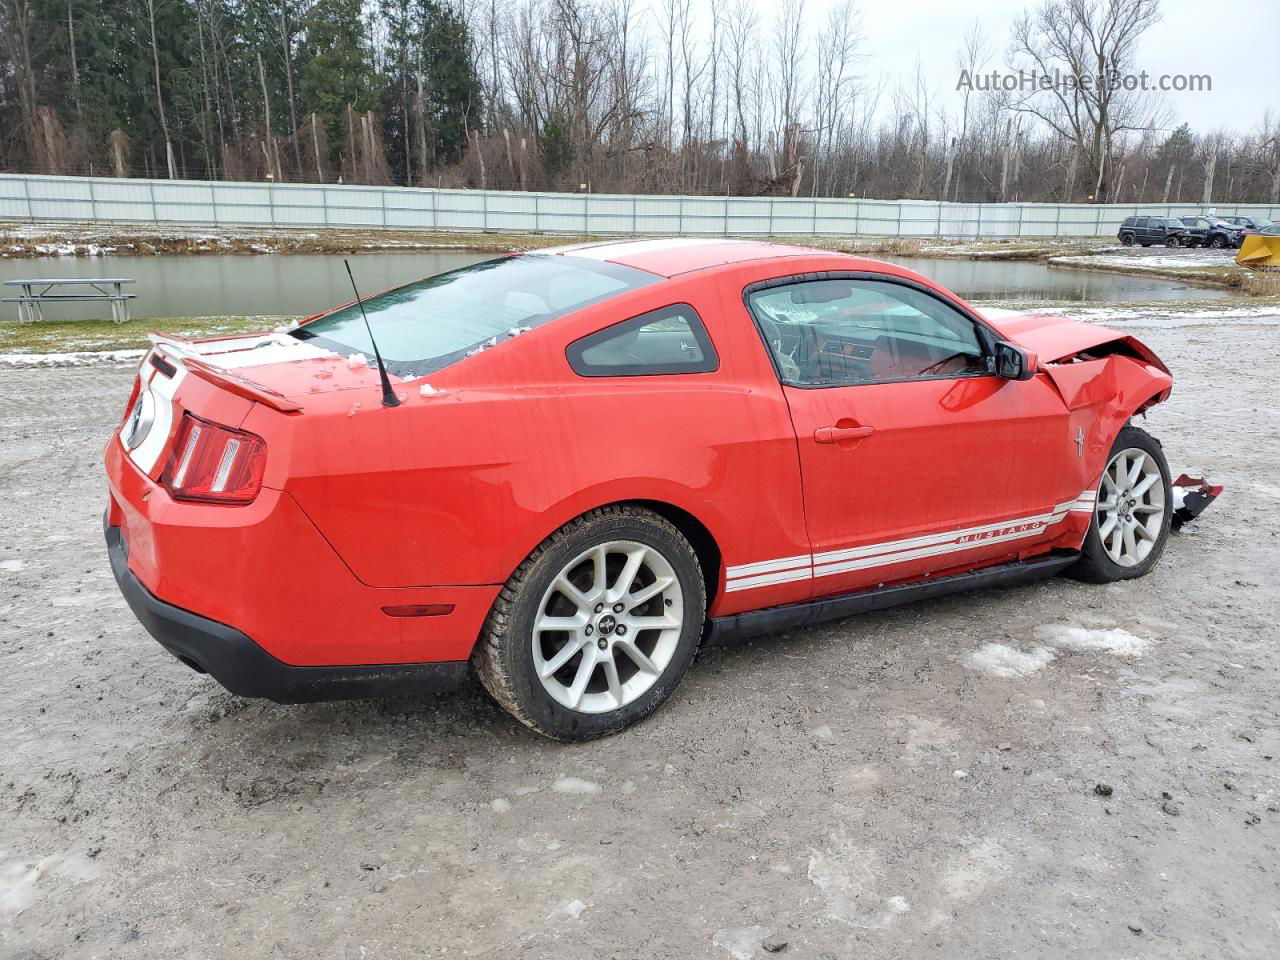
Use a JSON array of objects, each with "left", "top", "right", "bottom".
[{"left": 3, "top": 278, "right": 137, "bottom": 324}]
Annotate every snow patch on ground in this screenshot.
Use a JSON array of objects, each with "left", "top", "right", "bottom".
[
  {"left": 807, "top": 827, "right": 910, "bottom": 928},
  {"left": 965, "top": 643, "right": 1055, "bottom": 678},
  {"left": 551, "top": 776, "right": 600, "bottom": 795},
  {"left": 0, "top": 349, "right": 144, "bottom": 367},
  {"left": 1034, "top": 624, "right": 1151, "bottom": 657},
  {"left": 940, "top": 838, "right": 1009, "bottom": 900},
  {"left": 546, "top": 898, "right": 588, "bottom": 922},
  {"left": 712, "top": 925, "right": 771, "bottom": 959},
  {"left": 0, "top": 559, "right": 26, "bottom": 573},
  {"left": 1060, "top": 304, "right": 1280, "bottom": 328},
  {"left": 1057, "top": 249, "right": 1236, "bottom": 270}
]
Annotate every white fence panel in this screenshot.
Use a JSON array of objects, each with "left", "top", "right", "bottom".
[{"left": 1, "top": 173, "right": 1276, "bottom": 239}]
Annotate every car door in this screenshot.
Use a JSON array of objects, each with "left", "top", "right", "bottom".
[{"left": 745, "top": 274, "right": 1086, "bottom": 599}]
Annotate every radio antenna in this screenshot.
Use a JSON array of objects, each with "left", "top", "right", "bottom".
[{"left": 343, "top": 259, "right": 400, "bottom": 408}]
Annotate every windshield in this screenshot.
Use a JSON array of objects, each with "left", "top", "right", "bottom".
[{"left": 292, "top": 254, "right": 658, "bottom": 377}]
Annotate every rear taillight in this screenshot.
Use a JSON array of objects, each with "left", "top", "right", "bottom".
[{"left": 162, "top": 413, "right": 267, "bottom": 504}]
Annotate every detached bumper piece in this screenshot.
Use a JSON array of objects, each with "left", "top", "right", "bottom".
[
  {"left": 1171, "top": 474, "right": 1223, "bottom": 531},
  {"left": 105, "top": 522, "right": 468, "bottom": 704}
]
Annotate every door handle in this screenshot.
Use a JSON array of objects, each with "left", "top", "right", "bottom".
[{"left": 814, "top": 424, "right": 875, "bottom": 444}]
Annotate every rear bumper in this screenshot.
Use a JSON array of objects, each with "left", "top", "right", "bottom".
[{"left": 106, "top": 519, "right": 468, "bottom": 703}]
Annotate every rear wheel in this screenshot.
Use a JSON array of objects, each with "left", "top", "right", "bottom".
[
  {"left": 472, "top": 506, "right": 706, "bottom": 741},
  {"left": 1069, "top": 425, "right": 1172, "bottom": 583},
  {"left": 1210, "top": 234, "right": 1227, "bottom": 249},
  {"left": 1165, "top": 236, "right": 1181, "bottom": 248},
  {"left": 1120, "top": 233, "right": 1135, "bottom": 246}
]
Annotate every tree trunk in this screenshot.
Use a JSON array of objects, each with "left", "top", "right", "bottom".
[
  {"left": 1201, "top": 150, "right": 1218, "bottom": 204},
  {"left": 279, "top": 2, "right": 301, "bottom": 171},
  {"left": 67, "top": 3, "right": 82, "bottom": 120},
  {"left": 146, "top": 0, "right": 177, "bottom": 178},
  {"left": 311, "top": 113, "right": 324, "bottom": 182},
  {"left": 257, "top": 52, "right": 281, "bottom": 181}
]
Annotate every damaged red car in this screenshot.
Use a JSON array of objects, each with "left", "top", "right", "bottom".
[{"left": 104, "top": 239, "right": 1210, "bottom": 740}]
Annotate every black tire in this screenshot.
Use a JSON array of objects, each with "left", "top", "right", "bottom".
[
  {"left": 1165, "top": 236, "right": 1181, "bottom": 248},
  {"left": 1068, "top": 424, "right": 1173, "bottom": 584},
  {"left": 471, "top": 505, "right": 706, "bottom": 741},
  {"left": 1120, "top": 233, "right": 1135, "bottom": 246},
  {"left": 1210, "top": 234, "right": 1226, "bottom": 249}
]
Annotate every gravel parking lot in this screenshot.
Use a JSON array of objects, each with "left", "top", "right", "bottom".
[{"left": 2, "top": 310, "right": 1278, "bottom": 959}]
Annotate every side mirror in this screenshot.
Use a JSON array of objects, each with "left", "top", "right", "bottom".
[{"left": 995, "top": 341, "right": 1037, "bottom": 381}]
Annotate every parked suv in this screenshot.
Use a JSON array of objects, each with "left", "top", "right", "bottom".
[
  {"left": 1221, "top": 215, "right": 1274, "bottom": 235},
  {"left": 1117, "top": 216, "right": 1191, "bottom": 247},
  {"left": 1179, "top": 216, "right": 1243, "bottom": 249}
]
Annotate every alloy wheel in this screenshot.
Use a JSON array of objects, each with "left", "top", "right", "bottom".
[
  {"left": 532, "top": 540, "right": 684, "bottom": 714},
  {"left": 1096, "top": 447, "right": 1166, "bottom": 567}
]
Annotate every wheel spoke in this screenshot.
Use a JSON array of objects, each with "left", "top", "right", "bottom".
[
  {"left": 566, "top": 646, "right": 598, "bottom": 707},
  {"left": 588, "top": 546, "right": 608, "bottom": 598},
  {"left": 607, "top": 546, "right": 647, "bottom": 603},
  {"left": 1126, "top": 452, "right": 1147, "bottom": 487},
  {"left": 601, "top": 654, "right": 623, "bottom": 707},
  {"left": 1101, "top": 472, "right": 1119, "bottom": 497},
  {"left": 1133, "top": 502, "right": 1163, "bottom": 515},
  {"left": 553, "top": 575, "right": 591, "bottom": 609},
  {"left": 628, "top": 574, "right": 674, "bottom": 607},
  {"left": 1107, "top": 524, "right": 1124, "bottom": 561},
  {"left": 535, "top": 613, "right": 587, "bottom": 633},
  {"left": 539, "top": 635, "right": 588, "bottom": 678},
  {"left": 1122, "top": 521, "right": 1137, "bottom": 560},
  {"left": 614, "top": 638, "right": 659, "bottom": 676},
  {"left": 1133, "top": 473, "right": 1160, "bottom": 498},
  {"left": 627, "top": 615, "right": 681, "bottom": 632},
  {"left": 1098, "top": 513, "right": 1119, "bottom": 539},
  {"left": 1097, "top": 497, "right": 1119, "bottom": 512},
  {"left": 1134, "top": 521, "right": 1156, "bottom": 542}
]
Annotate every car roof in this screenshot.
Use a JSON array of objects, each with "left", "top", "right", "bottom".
[{"left": 541, "top": 237, "right": 846, "bottom": 278}]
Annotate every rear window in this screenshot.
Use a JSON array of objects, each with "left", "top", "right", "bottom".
[{"left": 292, "top": 255, "right": 658, "bottom": 377}]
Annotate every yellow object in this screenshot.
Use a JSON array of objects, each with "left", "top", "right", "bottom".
[{"left": 1237, "top": 234, "right": 1280, "bottom": 268}]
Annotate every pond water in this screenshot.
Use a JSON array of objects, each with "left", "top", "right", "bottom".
[{"left": 0, "top": 248, "right": 1225, "bottom": 321}]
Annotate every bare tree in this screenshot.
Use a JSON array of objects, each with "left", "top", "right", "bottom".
[{"left": 1005, "top": 0, "right": 1164, "bottom": 201}]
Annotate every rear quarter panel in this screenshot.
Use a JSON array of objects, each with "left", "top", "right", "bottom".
[{"left": 269, "top": 270, "right": 812, "bottom": 616}]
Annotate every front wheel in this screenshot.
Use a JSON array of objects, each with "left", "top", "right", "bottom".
[
  {"left": 1165, "top": 236, "right": 1181, "bottom": 248},
  {"left": 472, "top": 506, "right": 706, "bottom": 741},
  {"left": 1068, "top": 425, "right": 1172, "bottom": 583},
  {"left": 1210, "top": 234, "right": 1227, "bottom": 249}
]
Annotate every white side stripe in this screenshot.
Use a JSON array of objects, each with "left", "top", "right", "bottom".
[{"left": 725, "top": 489, "right": 1096, "bottom": 593}]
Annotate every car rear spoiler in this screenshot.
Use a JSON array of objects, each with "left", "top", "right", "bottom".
[{"left": 148, "top": 334, "right": 304, "bottom": 413}]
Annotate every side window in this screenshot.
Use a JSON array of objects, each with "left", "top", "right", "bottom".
[
  {"left": 746, "top": 278, "right": 988, "bottom": 387},
  {"left": 567, "top": 303, "right": 718, "bottom": 377},
  {"left": 1135, "top": 217, "right": 1150, "bottom": 228}
]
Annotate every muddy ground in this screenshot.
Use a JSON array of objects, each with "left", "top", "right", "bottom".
[{"left": 1, "top": 312, "right": 1278, "bottom": 959}]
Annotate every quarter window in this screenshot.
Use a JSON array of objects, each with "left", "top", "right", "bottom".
[
  {"left": 746, "top": 278, "right": 988, "bottom": 387},
  {"left": 567, "top": 304, "right": 718, "bottom": 377}
]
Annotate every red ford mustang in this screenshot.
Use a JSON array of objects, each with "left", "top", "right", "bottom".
[{"left": 105, "top": 238, "right": 1198, "bottom": 739}]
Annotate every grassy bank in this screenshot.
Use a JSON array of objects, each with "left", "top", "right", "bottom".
[
  {"left": 0, "top": 315, "right": 292, "bottom": 354},
  {"left": 1, "top": 221, "right": 1111, "bottom": 261}
]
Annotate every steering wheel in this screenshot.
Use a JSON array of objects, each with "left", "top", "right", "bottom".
[{"left": 917, "top": 351, "right": 977, "bottom": 377}]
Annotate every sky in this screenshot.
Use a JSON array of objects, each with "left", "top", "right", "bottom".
[
  {"left": 853, "top": 0, "right": 1272, "bottom": 132},
  {"left": 637, "top": 0, "right": 1276, "bottom": 135}
]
